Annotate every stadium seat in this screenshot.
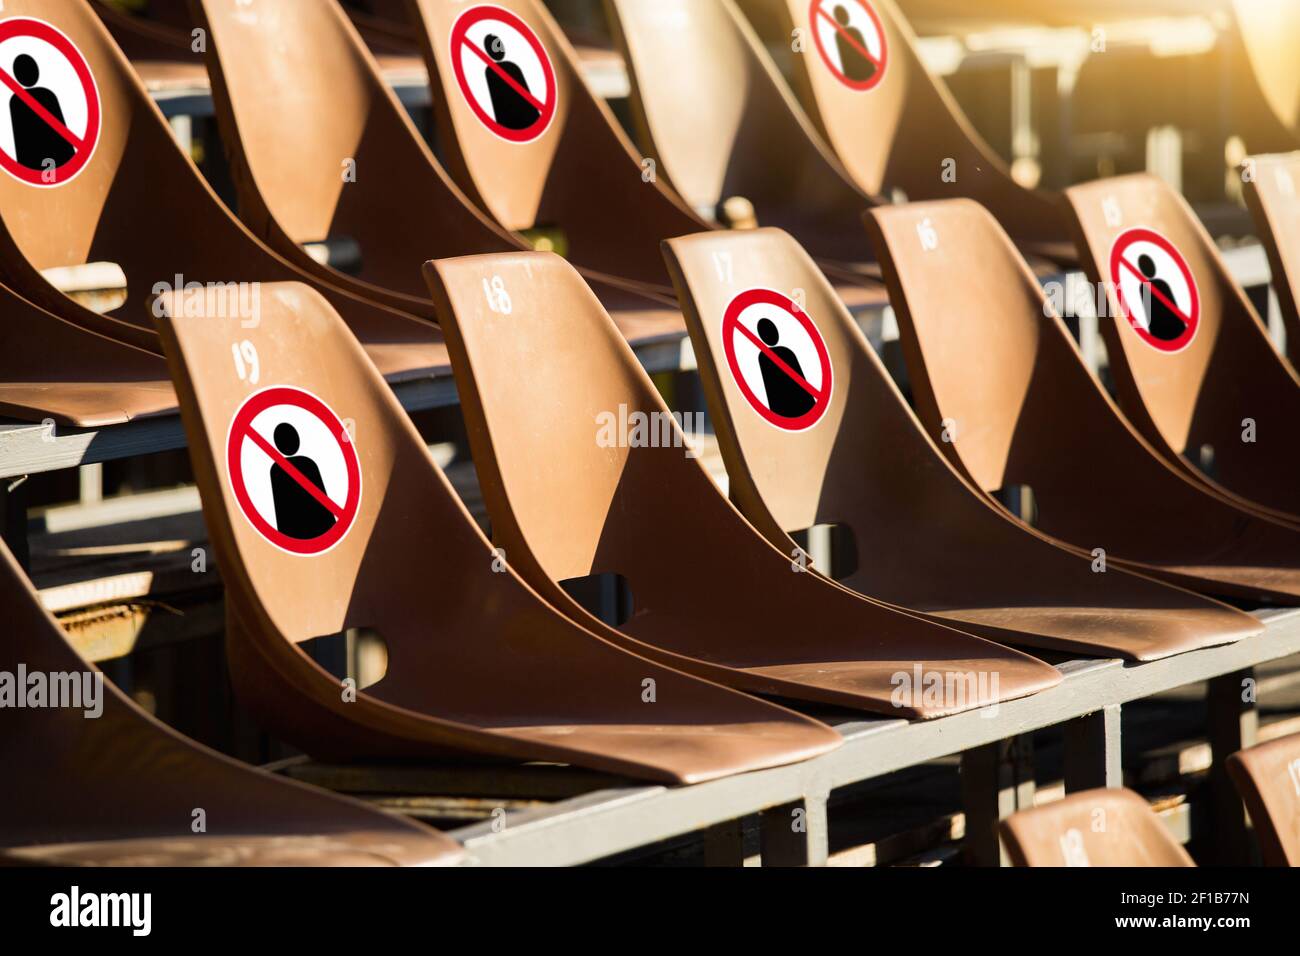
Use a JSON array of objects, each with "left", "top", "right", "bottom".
[
  {"left": 190, "top": 0, "right": 685, "bottom": 348},
  {"left": 0, "top": 538, "right": 463, "bottom": 867},
  {"left": 406, "top": 0, "right": 711, "bottom": 295},
  {"left": 1065, "top": 174, "right": 1300, "bottom": 526},
  {"left": 0, "top": 275, "right": 173, "bottom": 426},
  {"left": 865, "top": 199, "right": 1300, "bottom": 603},
  {"left": 424, "top": 251, "right": 1061, "bottom": 716},
  {"left": 1229, "top": 0, "right": 1300, "bottom": 152},
  {"left": 1227, "top": 732, "right": 1300, "bottom": 866},
  {"left": 0, "top": 0, "right": 442, "bottom": 381},
  {"left": 734, "top": 0, "right": 1073, "bottom": 264},
  {"left": 603, "top": 0, "right": 882, "bottom": 280},
  {"left": 1000, "top": 789, "right": 1194, "bottom": 867},
  {"left": 661, "top": 227, "right": 1260, "bottom": 660},
  {"left": 1243, "top": 152, "right": 1300, "bottom": 371},
  {"left": 154, "top": 281, "right": 840, "bottom": 783}
]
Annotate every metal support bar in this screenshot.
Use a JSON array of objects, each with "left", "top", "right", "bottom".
[
  {"left": 1064, "top": 704, "right": 1123, "bottom": 792},
  {"left": 702, "top": 818, "right": 745, "bottom": 867},
  {"left": 1206, "top": 668, "right": 1258, "bottom": 865},
  {"left": 0, "top": 475, "right": 29, "bottom": 570},
  {"left": 760, "top": 793, "right": 829, "bottom": 867},
  {"left": 961, "top": 735, "right": 1034, "bottom": 866}
]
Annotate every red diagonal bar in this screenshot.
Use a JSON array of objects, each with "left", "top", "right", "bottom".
[
  {"left": 0, "top": 67, "right": 84, "bottom": 152},
  {"left": 733, "top": 320, "right": 824, "bottom": 402},
  {"left": 1118, "top": 255, "right": 1192, "bottom": 327},
  {"left": 815, "top": 4, "right": 883, "bottom": 73},
  {"left": 244, "top": 426, "right": 345, "bottom": 520},
  {"left": 461, "top": 37, "right": 547, "bottom": 114}
]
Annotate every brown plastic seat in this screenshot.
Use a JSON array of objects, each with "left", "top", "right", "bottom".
[
  {"left": 865, "top": 198, "right": 1300, "bottom": 604},
  {"left": 999, "top": 789, "right": 1194, "bottom": 867},
  {"left": 603, "top": 0, "right": 881, "bottom": 278},
  {"left": 735, "top": 0, "right": 1072, "bottom": 264},
  {"left": 155, "top": 280, "right": 839, "bottom": 783},
  {"left": 0, "top": 279, "right": 173, "bottom": 426},
  {"left": 1064, "top": 174, "right": 1300, "bottom": 526},
  {"left": 1243, "top": 152, "right": 1300, "bottom": 371},
  {"left": 191, "top": 0, "right": 686, "bottom": 347},
  {"left": 0, "top": 0, "right": 441, "bottom": 381},
  {"left": 424, "top": 250, "right": 1061, "bottom": 716},
  {"left": 1227, "top": 732, "right": 1300, "bottom": 866},
  {"left": 662, "top": 227, "right": 1260, "bottom": 661},
  {"left": 1229, "top": 0, "right": 1300, "bottom": 152},
  {"left": 0, "top": 539, "right": 462, "bottom": 867},
  {"left": 406, "top": 0, "right": 711, "bottom": 295}
]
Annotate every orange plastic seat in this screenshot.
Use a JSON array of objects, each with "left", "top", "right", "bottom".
[
  {"left": 1000, "top": 789, "right": 1194, "bottom": 867},
  {"left": 191, "top": 0, "right": 687, "bottom": 347},
  {"left": 155, "top": 281, "right": 839, "bottom": 783},
  {"left": 735, "top": 0, "right": 1072, "bottom": 263},
  {"left": 865, "top": 199, "right": 1300, "bottom": 604},
  {"left": 604, "top": 0, "right": 880, "bottom": 278},
  {"left": 1065, "top": 174, "right": 1300, "bottom": 526},
  {"left": 0, "top": 539, "right": 462, "bottom": 867},
  {"left": 1243, "top": 152, "right": 1300, "bottom": 371},
  {"left": 424, "top": 250, "right": 1061, "bottom": 716},
  {"left": 1227, "top": 733, "right": 1300, "bottom": 866},
  {"left": 407, "top": 0, "right": 711, "bottom": 295},
  {"left": 662, "top": 227, "right": 1260, "bottom": 661},
  {"left": 0, "top": 0, "right": 441, "bottom": 381}
]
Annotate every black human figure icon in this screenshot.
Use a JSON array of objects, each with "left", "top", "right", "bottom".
[
  {"left": 269, "top": 423, "right": 337, "bottom": 540},
  {"left": 9, "top": 54, "right": 76, "bottom": 172},
  {"left": 1136, "top": 253, "right": 1187, "bottom": 341},
  {"left": 482, "top": 32, "right": 541, "bottom": 130},
  {"left": 832, "top": 5, "right": 877, "bottom": 83},
  {"left": 756, "top": 318, "right": 817, "bottom": 419}
]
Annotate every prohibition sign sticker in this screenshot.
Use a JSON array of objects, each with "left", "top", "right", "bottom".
[
  {"left": 810, "top": 0, "right": 888, "bottom": 92},
  {"left": 722, "top": 288, "right": 833, "bottom": 431},
  {"left": 0, "top": 18, "right": 101, "bottom": 187},
  {"left": 449, "top": 5, "right": 557, "bottom": 143},
  {"left": 226, "top": 387, "right": 362, "bottom": 556},
  {"left": 1109, "top": 227, "right": 1201, "bottom": 353}
]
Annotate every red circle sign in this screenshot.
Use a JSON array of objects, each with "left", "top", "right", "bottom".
[
  {"left": 810, "top": 0, "right": 888, "bottom": 92},
  {"left": 0, "top": 17, "right": 101, "bottom": 187},
  {"left": 448, "top": 5, "right": 557, "bottom": 144},
  {"left": 226, "top": 387, "right": 362, "bottom": 556},
  {"left": 722, "top": 288, "right": 834, "bottom": 431},
  {"left": 1109, "top": 227, "right": 1201, "bottom": 353}
]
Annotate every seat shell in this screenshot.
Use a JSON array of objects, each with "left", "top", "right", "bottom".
[
  {"left": 425, "top": 250, "right": 1062, "bottom": 718},
  {"left": 735, "top": 0, "right": 1071, "bottom": 260},
  {"left": 0, "top": 0, "right": 443, "bottom": 381},
  {"left": 1000, "top": 788, "right": 1194, "bottom": 867},
  {"left": 155, "top": 280, "right": 841, "bottom": 784},
  {"left": 0, "top": 539, "right": 462, "bottom": 867},
  {"left": 662, "top": 227, "right": 1260, "bottom": 661},
  {"left": 1243, "top": 152, "right": 1300, "bottom": 371},
  {"left": 1227, "top": 732, "right": 1300, "bottom": 866},
  {"left": 865, "top": 198, "right": 1300, "bottom": 603},
  {"left": 1064, "top": 173, "right": 1300, "bottom": 526}
]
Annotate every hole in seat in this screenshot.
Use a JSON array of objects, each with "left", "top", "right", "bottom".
[
  {"left": 789, "top": 523, "right": 858, "bottom": 581},
  {"left": 518, "top": 226, "right": 569, "bottom": 256},
  {"left": 298, "top": 626, "right": 388, "bottom": 688},
  {"left": 1196, "top": 443, "right": 1217, "bottom": 480},
  {"left": 994, "top": 485, "right": 1038, "bottom": 526},
  {"left": 302, "top": 237, "right": 364, "bottom": 274},
  {"left": 40, "top": 261, "right": 128, "bottom": 313},
  {"left": 558, "top": 572, "right": 635, "bottom": 627}
]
